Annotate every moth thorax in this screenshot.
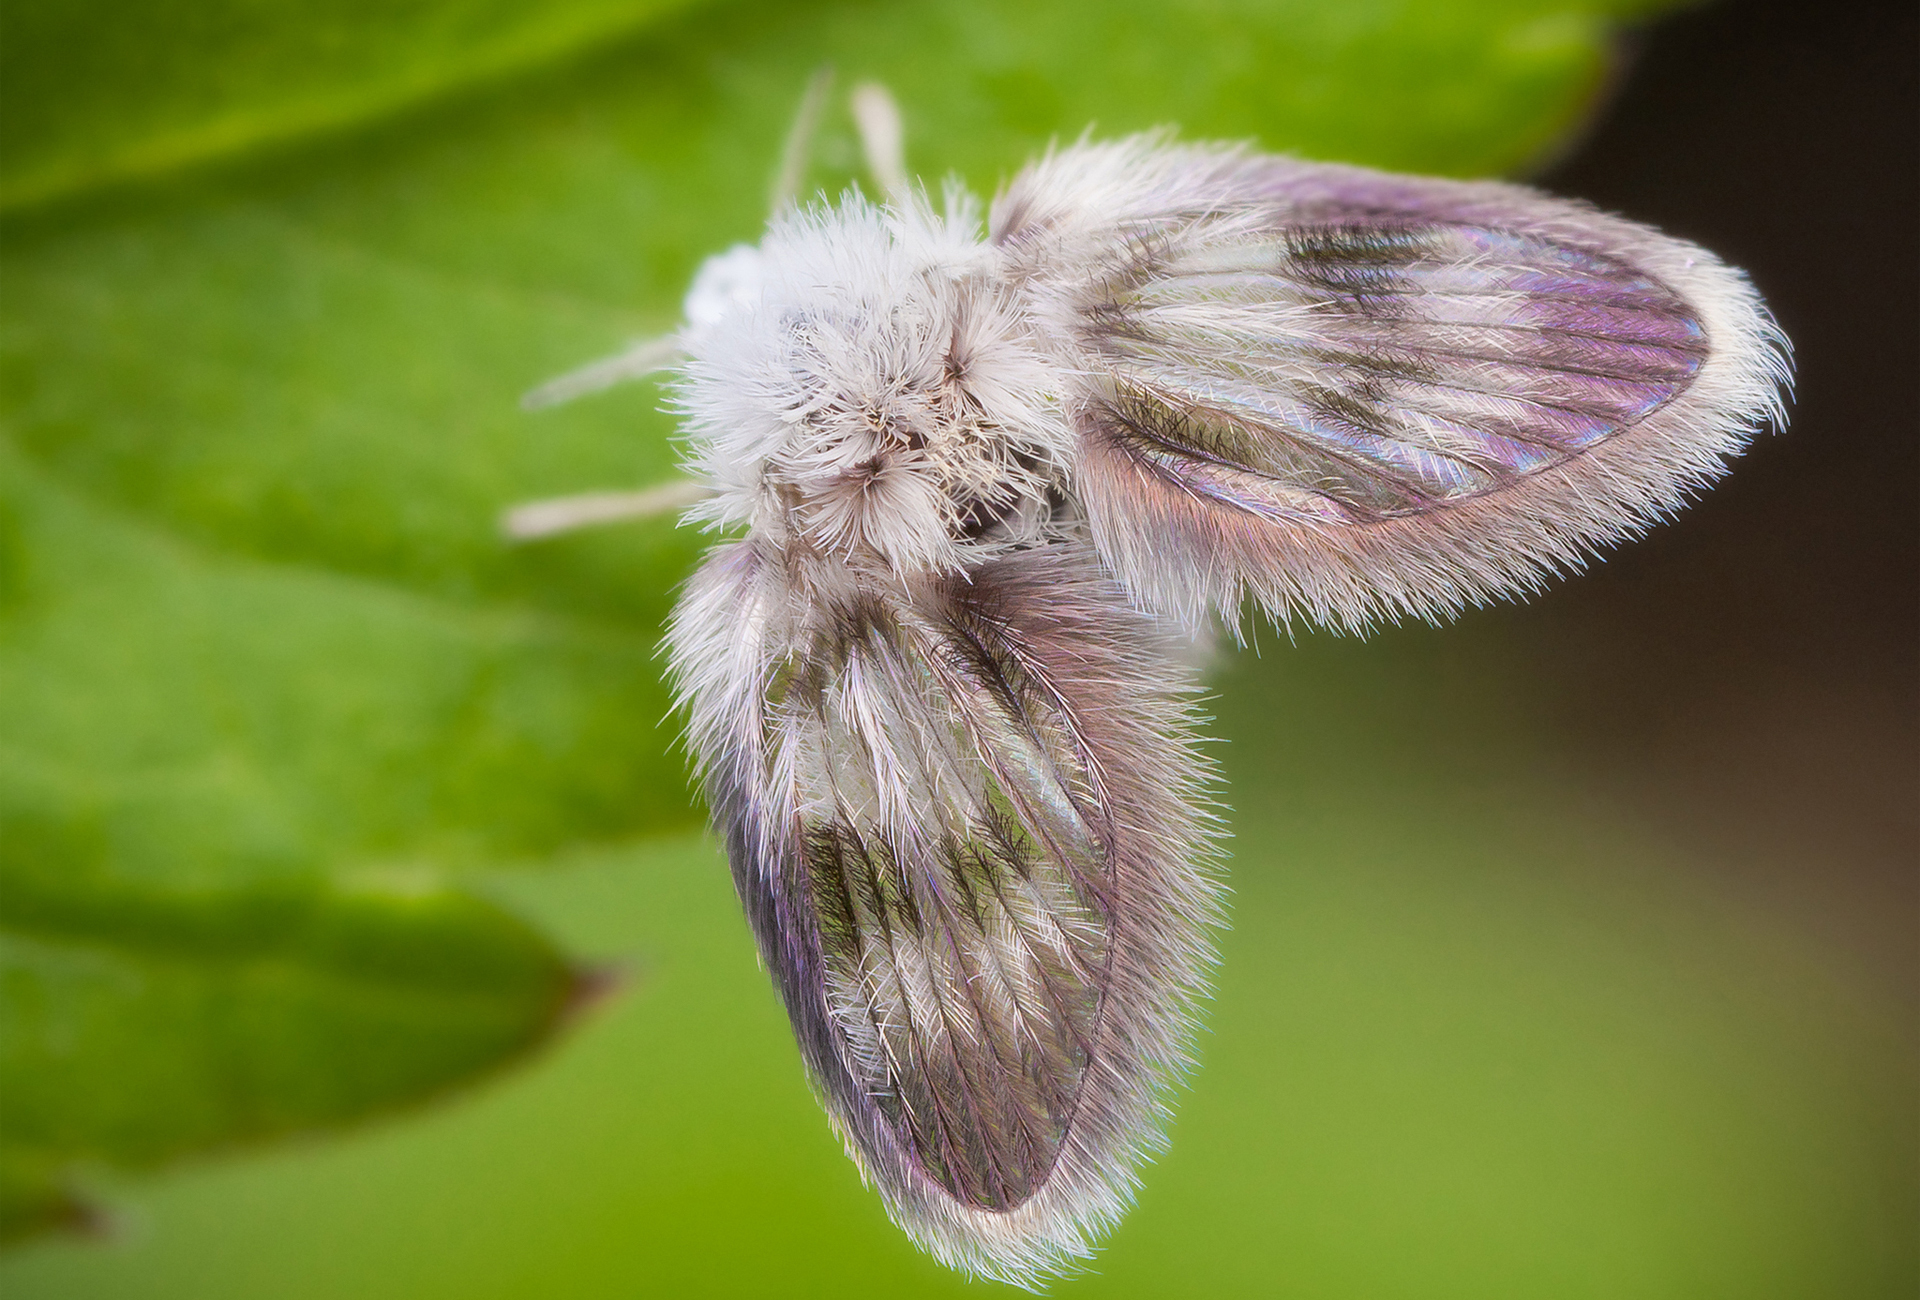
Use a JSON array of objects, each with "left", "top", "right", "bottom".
[{"left": 767, "top": 281, "right": 1066, "bottom": 573}]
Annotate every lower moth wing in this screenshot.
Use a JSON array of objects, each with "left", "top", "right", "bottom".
[
  {"left": 996, "top": 143, "right": 1792, "bottom": 632},
  {"left": 668, "top": 541, "right": 1220, "bottom": 1286}
]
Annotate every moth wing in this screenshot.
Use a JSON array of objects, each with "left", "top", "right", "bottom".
[
  {"left": 995, "top": 141, "right": 1792, "bottom": 632},
  {"left": 668, "top": 541, "right": 1219, "bottom": 1286}
]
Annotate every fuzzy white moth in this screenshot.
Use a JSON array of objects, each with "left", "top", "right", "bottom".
[{"left": 519, "top": 86, "right": 1789, "bottom": 1288}]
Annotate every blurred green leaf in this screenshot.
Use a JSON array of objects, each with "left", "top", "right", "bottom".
[
  {"left": 0, "top": 782, "right": 584, "bottom": 1242},
  {"left": 0, "top": 446, "right": 631, "bottom": 1238},
  {"left": 1, "top": 0, "right": 1679, "bottom": 1253},
  {"left": 0, "top": 0, "right": 708, "bottom": 211},
  {"left": 4, "top": 806, "right": 1910, "bottom": 1299}
]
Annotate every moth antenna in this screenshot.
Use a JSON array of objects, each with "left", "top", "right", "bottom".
[
  {"left": 850, "top": 81, "right": 909, "bottom": 207},
  {"left": 770, "top": 65, "right": 836, "bottom": 216},
  {"left": 522, "top": 72, "right": 834, "bottom": 413},
  {"left": 518, "top": 333, "right": 685, "bottom": 410},
  {"left": 499, "top": 479, "right": 710, "bottom": 541}
]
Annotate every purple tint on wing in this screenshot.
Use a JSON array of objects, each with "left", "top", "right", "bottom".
[
  {"left": 1323, "top": 321, "right": 1703, "bottom": 384},
  {"left": 1360, "top": 257, "right": 1664, "bottom": 308},
  {"left": 1277, "top": 415, "right": 1490, "bottom": 501},
  {"left": 1126, "top": 368, "right": 1493, "bottom": 495},
  {"left": 1417, "top": 296, "right": 1709, "bottom": 354},
  {"left": 773, "top": 601, "right": 1113, "bottom": 1212},
  {"left": 1084, "top": 214, "right": 1710, "bottom": 521},
  {"left": 1519, "top": 299, "right": 1708, "bottom": 345},
  {"left": 1017, "top": 145, "right": 1791, "bottom": 638},
  {"left": 1445, "top": 225, "right": 1665, "bottom": 288},
  {"left": 1123, "top": 429, "right": 1358, "bottom": 525},
  {"left": 1447, "top": 427, "right": 1566, "bottom": 474},
  {"left": 1385, "top": 382, "right": 1621, "bottom": 455}
]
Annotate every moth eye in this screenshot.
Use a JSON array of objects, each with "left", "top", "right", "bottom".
[
  {"left": 956, "top": 495, "right": 1007, "bottom": 541},
  {"left": 868, "top": 410, "right": 927, "bottom": 451}
]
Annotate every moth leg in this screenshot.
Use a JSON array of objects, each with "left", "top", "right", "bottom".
[
  {"left": 850, "top": 82, "right": 909, "bottom": 207},
  {"left": 770, "top": 66, "right": 837, "bottom": 215},
  {"left": 499, "top": 478, "right": 710, "bottom": 540},
  {"left": 519, "top": 67, "right": 836, "bottom": 414},
  {"left": 517, "top": 332, "right": 685, "bottom": 411}
]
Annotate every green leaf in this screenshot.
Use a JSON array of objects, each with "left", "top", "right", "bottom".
[
  {"left": 0, "top": 0, "right": 1683, "bottom": 1251},
  {"left": 0, "top": 0, "right": 709, "bottom": 212},
  {"left": 0, "top": 444, "right": 626, "bottom": 1237},
  {"left": 6, "top": 811, "right": 1910, "bottom": 1298},
  {"left": 0, "top": 793, "right": 584, "bottom": 1243}
]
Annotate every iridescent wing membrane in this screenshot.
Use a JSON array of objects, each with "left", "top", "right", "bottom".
[
  {"left": 670, "top": 542, "right": 1218, "bottom": 1284},
  {"left": 997, "top": 144, "right": 1791, "bottom": 632}
]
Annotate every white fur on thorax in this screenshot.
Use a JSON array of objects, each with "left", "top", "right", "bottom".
[{"left": 674, "top": 192, "right": 1073, "bottom": 578}]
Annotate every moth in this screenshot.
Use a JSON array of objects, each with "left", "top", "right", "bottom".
[{"left": 513, "top": 80, "right": 1790, "bottom": 1288}]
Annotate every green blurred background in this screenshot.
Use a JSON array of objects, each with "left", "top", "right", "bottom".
[{"left": 1, "top": 0, "right": 1913, "bottom": 1295}]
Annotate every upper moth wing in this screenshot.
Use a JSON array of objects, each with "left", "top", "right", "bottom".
[
  {"left": 994, "top": 141, "right": 1792, "bottom": 632},
  {"left": 668, "top": 541, "right": 1219, "bottom": 1287}
]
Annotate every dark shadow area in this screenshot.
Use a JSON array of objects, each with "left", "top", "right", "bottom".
[{"left": 1528, "top": 0, "right": 1917, "bottom": 1005}]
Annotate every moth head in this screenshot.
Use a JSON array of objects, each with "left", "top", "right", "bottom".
[{"left": 675, "top": 195, "right": 1072, "bottom": 574}]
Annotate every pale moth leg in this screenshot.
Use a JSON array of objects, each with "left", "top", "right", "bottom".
[
  {"left": 850, "top": 81, "right": 909, "bottom": 207},
  {"left": 516, "top": 67, "right": 839, "bottom": 417},
  {"left": 504, "top": 71, "right": 890, "bottom": 540},
  {"left": 501, "top": 480, "right": 712, "bottom": 540},
  {"left": 518, "top": 333, "right": 686, "bottom": 411},
  {"left": 770, "top": 65, "right": 837, "bottom": 214}
]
